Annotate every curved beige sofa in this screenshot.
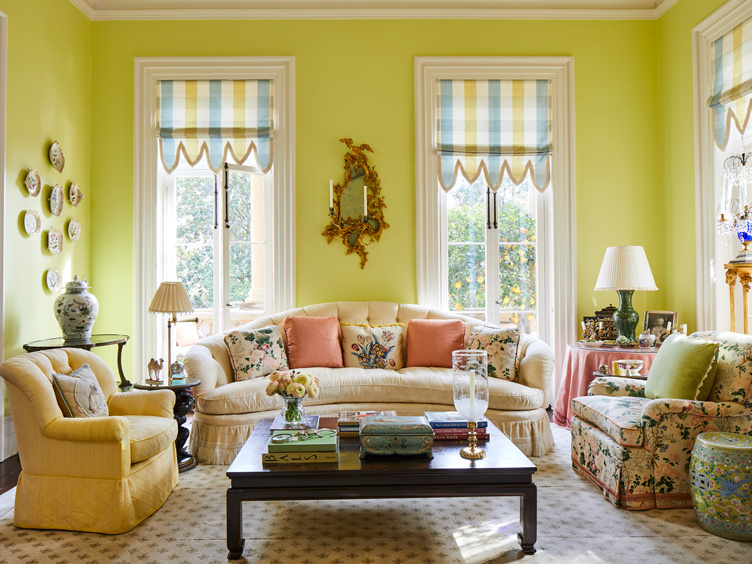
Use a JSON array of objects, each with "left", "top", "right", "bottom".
[{"left": 185, "top": 301, "right": 555, "bottom": 464}]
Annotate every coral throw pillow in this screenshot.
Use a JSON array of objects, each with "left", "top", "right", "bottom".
[
  {"left": 467, "top": 325, "right": 520, "bottom": 381},
  {"left": 284, "top": 316, "right": 344, "bottom": 368},
  {"left": 406, "top": 319, "right": 465, "bottom": 368},
  {"left": 224, "top": 325, "right": 289, "bottom": 381},
  {"left": 341, "top": 324, "right": 404, "bottom": 370},
  {"left": 52, "top": 364, "right": 109, "bottom": 418}
]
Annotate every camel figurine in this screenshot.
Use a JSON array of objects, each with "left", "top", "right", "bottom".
[{"left": 147, "top": 358, "right": 164, "bottom": 382}]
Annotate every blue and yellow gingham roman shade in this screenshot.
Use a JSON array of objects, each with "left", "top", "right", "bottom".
[
  {"left": 436, "top": 79, "right": 552, "bottom": 192},
  {"left": 156, "top": 79, "right": 273, "bottom": 173},
  {"left": 708, "top": 18, "right": 752, "bottom": 150}
]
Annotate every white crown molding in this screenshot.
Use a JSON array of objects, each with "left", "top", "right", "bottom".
[{"left": 70, "top": 0, "right": 678, "bottom": 21}]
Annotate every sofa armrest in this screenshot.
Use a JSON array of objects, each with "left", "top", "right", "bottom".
[
  {"left": 588, "top": 377, "right": 646, "bottom": 397},
  {"left": 517, "top": 336, "right": 555, "bottom": 408},
  {"left": 108, "top": 390, "right": 175, "bottom": 419},
  {"left": 641, "top": 398, "right": 743, "bottom": 425},
  {"left": 43, "top": 415, "right": 130, "bottom": 442},
  {"left": 183, "top": 342, "right": 226, "bottom": 400}
]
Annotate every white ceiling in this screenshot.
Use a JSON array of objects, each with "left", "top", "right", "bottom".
[{"left": 70, "top": 0, "right": 680, "bottom": 21}]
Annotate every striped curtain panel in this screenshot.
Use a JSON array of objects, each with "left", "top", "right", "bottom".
[
  {"left": 436, "top": 79, "right": 552, "bottom": 192},
  {"left": 707, "top": 18, "right": 752, "bottom": 150},
  {"left": 156, "top": 79, "right": 274, "bottom": 173}
]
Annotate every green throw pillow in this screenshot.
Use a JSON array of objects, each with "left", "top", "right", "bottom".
[{"left": 645, "top": 334, "right": 720, "bottom": 401}]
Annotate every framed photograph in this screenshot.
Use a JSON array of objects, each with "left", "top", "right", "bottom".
[{"left": 644, "top": 310, "right": 678, "bottom": 339}]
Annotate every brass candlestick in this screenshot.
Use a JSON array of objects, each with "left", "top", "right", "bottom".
[{"left": 460, "top": 421, "right": 486, "bottom": 460}]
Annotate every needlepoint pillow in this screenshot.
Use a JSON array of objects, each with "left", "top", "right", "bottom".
[
  {"left": 284, "top": 316, "right": 344, "bottom": 369},
  {"left": 341, "top": 324, "right": 404, "bottom": 370},
  {"left": 406, "top": 319, "right": 465, "bottom": 368},
  {"left": 52, "top": 363, "right": 109, "bottom": 418},
  {"left": 467, "top": 325, "right": 520, "bottom": 381},
  {"left": 224, "top": 325, "right": 289, "bottom": 381},
  {"left": 645, "top": 334, "right": 720, "bottom": 401}
]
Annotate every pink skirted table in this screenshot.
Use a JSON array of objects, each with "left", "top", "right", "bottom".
[{"left": 553, "top": 342, "right": 659, "bottom": 428}]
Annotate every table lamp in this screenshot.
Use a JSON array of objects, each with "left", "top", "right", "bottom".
[
  {"left": 594, "top": 246, "right": 658, "bottom": 342},
  {"left": 148, "top": 281, "right": 199, "bottom": 378}
]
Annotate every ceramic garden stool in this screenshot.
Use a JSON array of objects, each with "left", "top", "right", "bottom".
[{"left": 689, "top": 432, "right": 752, "bottom": 541}]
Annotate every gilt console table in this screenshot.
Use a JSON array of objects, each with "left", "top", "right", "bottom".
[{"left": 724, "top": 263, "right": 752, "bottom": 334}]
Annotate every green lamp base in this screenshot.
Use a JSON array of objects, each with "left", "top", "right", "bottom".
[{"left": 613, "top": 289, "right": 640, "bottom": 342}]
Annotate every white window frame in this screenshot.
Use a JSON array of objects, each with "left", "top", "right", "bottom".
[
  {"left": 693, "top": 0, "right": 752, "bottom": 331},
  {"left": 0, "top": 10, "right": 8, "bottom": 461},
  {"left": 134, "top": 57, "right": 295, "bottom": 375},
  {"left": 415, "top": 56, "right": 576, "bottom": 397}
]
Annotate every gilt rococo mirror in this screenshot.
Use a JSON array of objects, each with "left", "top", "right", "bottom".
[{"left": 323, "top": 138, "right": 389, "bottom": 268}]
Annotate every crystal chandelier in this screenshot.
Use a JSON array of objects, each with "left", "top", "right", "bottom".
[{"left": 718, "top": 151, "right": 752, "bottom": 263}]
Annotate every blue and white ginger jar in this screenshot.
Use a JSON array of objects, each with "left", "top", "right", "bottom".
[{"left": 54, "top": 275, "right": 99, "bottom": 343}]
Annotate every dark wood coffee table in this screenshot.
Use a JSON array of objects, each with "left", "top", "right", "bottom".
[{"left": 226, "top": 417, "right": 537, "bottom": 558}]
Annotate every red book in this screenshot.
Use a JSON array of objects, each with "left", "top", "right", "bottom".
[{"left": 432, "top": 429, "right": 489, "bottom": 441}]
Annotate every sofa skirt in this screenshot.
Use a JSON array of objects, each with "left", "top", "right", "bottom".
[{"left": 189, "top": 404, "right": 554, "bottom": 465}]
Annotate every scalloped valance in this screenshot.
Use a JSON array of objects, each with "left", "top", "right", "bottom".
[
  {"left": 707, "top": 18, "right": 752, "bottom": 150},
  {"left": 156, "top": 79, "right": 273, "bottom": 173},
  {"left": 436, "top": 78, "right": 552, "bottom": 192}
]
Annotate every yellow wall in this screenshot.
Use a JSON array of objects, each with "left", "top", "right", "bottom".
[
  {"left": 657, "top": 0, "right": 728, "bottom": 334},
  {"left": 90, "top": 18, "right": 664, "bottom": 377},
  {"left": 1, "top": 0, "right": 91, "bottom": 414}
]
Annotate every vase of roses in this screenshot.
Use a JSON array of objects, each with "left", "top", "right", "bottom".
[{"left": 265, "top": 370, "right": 321, "bottom": 427}]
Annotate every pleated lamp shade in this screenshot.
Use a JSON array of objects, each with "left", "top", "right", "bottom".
[
  {"left": 148, "top": 281, "right": 194, "bottom": 314},
  {"left": 594, "top": 246, "right": 658, "bottom": 291}
]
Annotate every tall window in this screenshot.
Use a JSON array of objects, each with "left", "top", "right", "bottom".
[
  {"left": 415, "top": 57, "right": 575, "bottom": 394},
  {"left": 135, "top": 57, "right": 295, "bottom": 377},
  {"left": 444, "top": 175, "right": 541, "bottom": 334}
]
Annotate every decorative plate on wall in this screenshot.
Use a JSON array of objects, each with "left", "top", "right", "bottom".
[
  {"left": 24, "top": 169, "right": 41, "bottom": 196},
  {"left": 49, "top": 184, "right": 64, "bottom": 216},
  {"left": 48, "top": 228, "right": 63, "bottom": 255},
  {"left": 69, "top": 183, "right": 83, "bottom": 206},
  {"left": 49, "top": 141, "right": 64, "bottom": 173},
  {"left": 46, "top": 268, "right": 62, "bottom": 292},
  {"left": 23, "top": 210, "right": 41, "bottom": 236},
  {"left": 67, "top": 218, "right": 81, "bottom": 242}
]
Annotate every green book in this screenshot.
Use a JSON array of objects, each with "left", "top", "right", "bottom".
[{"left": 268, "top": 430, "right": 338, "bottom": 453}]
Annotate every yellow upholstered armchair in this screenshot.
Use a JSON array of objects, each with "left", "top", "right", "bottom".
[{"left": 0, "top": 348, "right": 179, "bottom": 534}]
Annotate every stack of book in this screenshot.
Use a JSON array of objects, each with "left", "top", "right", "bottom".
[
  {"left": 262, "top": 429, "right": 338, "bottom": 464},
  {"left": 424, "top": 411, "right": 490, "bottom": 441},
  {"left": 337, "top": 410, "right": 397, "bottom": 437}
]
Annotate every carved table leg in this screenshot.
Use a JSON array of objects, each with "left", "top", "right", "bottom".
[
  {"left": 173, "top": 388, "right": 197, "bottom": 472},
  {"left": 742, "top": 273, "right": 752, "bottom": 335},
  {"left": 727, "top": 270, "right": 738, "bottom": 332}
]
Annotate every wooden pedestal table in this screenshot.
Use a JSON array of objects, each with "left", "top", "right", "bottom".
[
  {"left": 724, "top": 263, "right": 752, "bottom": 334},
  {"left": 226, "top": 417, "right": 538, "bottom": 559},
  {"left": 134, "top": 376, "right": 200, "bottom": 472}
]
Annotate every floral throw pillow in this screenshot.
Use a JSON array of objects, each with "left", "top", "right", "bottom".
[
  {"left": 224, "top": 325, "right": 289, "bottom": 381},
  {"left": 341, "top": 324, "right": 404, "bottom": 370},
  {"left": 467, "top": 325, "right": 520, "bottom": 381},
  {"left": 52, "top": 364, "right": 109, "bottom": 418}
]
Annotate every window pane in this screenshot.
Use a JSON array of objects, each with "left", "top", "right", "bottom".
[
  {"left": 497, "top": 180, "right": 536, "bottom": 243},
  {"left": 175, "top": 176, "right": 214, "bottom": 310},
  {"left": 447, "top": 177, "right": 487, "bottom": 244},
  {"left": 499, "top": 243, "right": 536, "bottom": 310},
  {"left": 227, "top": 170, "right": 265, "bottom": 325},
  {"left": 448, "top": 244, "right": 486, "bottom": 312},
  {"left": 501, "top": 311, "right": 538, "bottom": 335}
]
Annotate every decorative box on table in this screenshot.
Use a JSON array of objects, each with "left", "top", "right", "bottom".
[{"left": 359, "top": 415, "right": 434, "bottom": 458}]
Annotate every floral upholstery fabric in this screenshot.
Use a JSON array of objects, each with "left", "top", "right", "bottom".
[
  {"left": 467, "top": 325, "right": 519, "bottom": 381},
  {"left": 689, "top": 331, "right": 752, "bottom": 404},
  {"left": 571, "top": 417, "right": 656, "bottom": 509},
  {"left": 572, "top": 395, "right": 649, "bottom": 446},
  {"left": 224, "top": 325, "right": 289, "bottom": 381},
  {"left": 341, "top": 324, "right": 404, "bottom": 370},
  {"left": 588, "top": 376, "right": 646, "bottom": 398}
]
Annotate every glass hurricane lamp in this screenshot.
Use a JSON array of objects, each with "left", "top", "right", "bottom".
[{"left": 452, "top": 349, "right": 489, "bottom": 460}]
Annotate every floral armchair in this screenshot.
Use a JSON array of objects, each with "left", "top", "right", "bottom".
[{"left": 570, "top": 331, "right": 752, "bottom": 510}]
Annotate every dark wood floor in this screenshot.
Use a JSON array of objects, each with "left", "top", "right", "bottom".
[{"left": 0, "top": 454, "right": 20, "bottom": 496}]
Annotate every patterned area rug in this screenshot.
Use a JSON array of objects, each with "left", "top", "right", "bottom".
[{"left": 1, "top": 424, "right": 750, "bottom": 563}]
